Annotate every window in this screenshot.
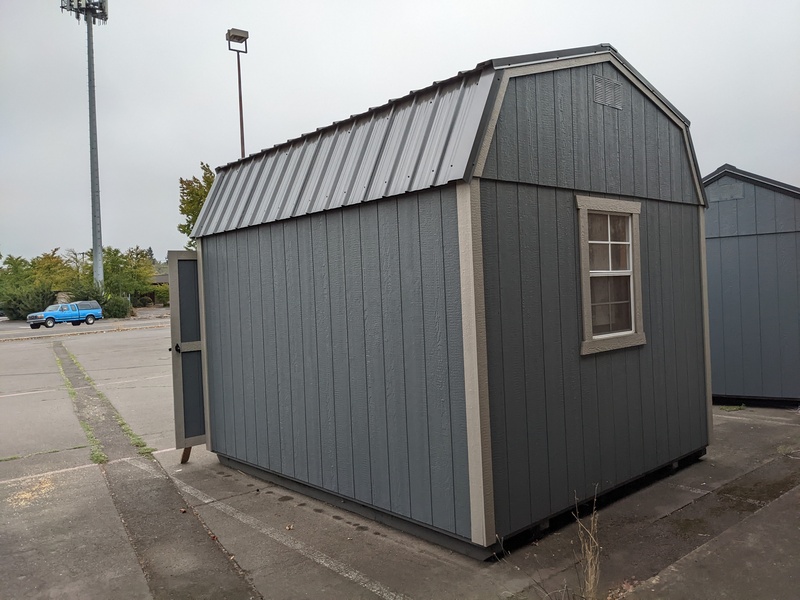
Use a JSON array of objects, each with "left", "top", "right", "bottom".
[{"left": 577, "top": 195, "right": 646, "bottom": 355}]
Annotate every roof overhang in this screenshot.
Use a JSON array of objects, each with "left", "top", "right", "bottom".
[{"left": 703, "top": 164, "right": 800, "bottom": 200}]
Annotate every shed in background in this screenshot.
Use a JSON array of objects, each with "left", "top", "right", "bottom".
[
  {"left": 171, "top": 43, "right": 711, "bottom": 557},
  {"left": 704, "top": 164, "right": 800, "bottom": 401}
]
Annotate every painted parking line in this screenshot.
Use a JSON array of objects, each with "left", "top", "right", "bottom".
[
  {"left": 0, "top": 374, "right": 170, "bottom": 400},
  {"left": 714, "top": 413, "right": 800, "bottom": 427},
  {"left": 124, "top": 459, "right": 411, "bottom": 600},
  {"left": 0, "top": 462, "right": 97, "bottom": 487},
  {"left": 0, "top": 449, "right": 175, "bottom": 487}
]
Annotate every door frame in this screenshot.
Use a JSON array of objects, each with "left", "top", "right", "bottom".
[{"left": 168, "top": 249, "right": 208, "bottom": 449}]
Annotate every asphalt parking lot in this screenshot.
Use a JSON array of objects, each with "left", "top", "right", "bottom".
[{"left": 1, "top": 317, "right": 799, "bottom": 599}]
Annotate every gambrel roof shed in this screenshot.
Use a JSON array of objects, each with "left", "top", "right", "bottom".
[
  {"left": 175, "top": 44, "right": 711, "bottom": 556},
  {"left": 704, "top": 164, "right": 800, "bottom": 401}
]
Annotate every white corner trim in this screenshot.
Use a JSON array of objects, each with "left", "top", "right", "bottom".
[
  {"left": 456, "top": 180, "right": 495, "bottom": 547},
  {"left": 698, "top": 207, "right": 713, "bottom": 444},
  {"left": 197, "top": 239, "right": 212, "bottom": 451}
]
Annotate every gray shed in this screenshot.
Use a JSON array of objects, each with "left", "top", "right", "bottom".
[
  {"left": 169, "top": 44, "right": 711, "bottom": 556},
  {"left": 704, "top": 164, "right": 800, "bottom": 401}
]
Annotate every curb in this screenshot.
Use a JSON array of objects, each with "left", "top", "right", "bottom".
[{"left": 0, "top": 321, "right": 169, "bottom": 343}]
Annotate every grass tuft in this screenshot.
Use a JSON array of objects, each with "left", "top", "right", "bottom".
[
  {"left": 575, "top": 496, "right": 601, "bottom": 600},
  {"left": 79, "top": 421, "right": 108, "bottom": 464},
  {"left": 113, "top": 414, "right": 156, "bottom": 458}
]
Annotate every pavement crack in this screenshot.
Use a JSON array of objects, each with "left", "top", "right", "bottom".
[
  {"left": 51, "top": 340, "right": 262, "bottom": 599},
  {"left": 54, "top": 342, "right": 137, "bottom": 463}
]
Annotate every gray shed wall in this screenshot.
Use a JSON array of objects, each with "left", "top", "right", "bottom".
[
  {"left": 481, "top": 181, "right": 708, "bottom": 537},
  {"left": 479, "top": 64, "right": 707, "bottom": 538},
  {"left": 201, "top": 186, "right": 472, "bottom": 539},
  {"left": 705, "top": 175, "right": 800, "bottom": 399}
]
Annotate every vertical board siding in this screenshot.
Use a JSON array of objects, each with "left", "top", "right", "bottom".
[
  {"left": 482, "top": 181, "right": 708, "bottom": 537},
  {"left": 377, "top": 200, "right": 412, "bottom": 517},
  {"left": 201, "top": 187, "right": 471, "bottom": 539},
  {"left": 342, "top": 209, "right": 371, "bottom": 503},
  {"left": 518, "top": 186, "right": 552, "bottom": 520},
  {"left": 397, "top": 195, "right": 433, "bottom": 525},
  {"left": 705, "top": 174, "right": 800, "bottom": 399},
  {"left": 556, "top": 189, "right": 587, "bottom": 502},
  {"left": 359, "top": 203, "right": 391, "bottom": 511},
  {"left": 495, "top": 180, "right": 528, "bottom": 533},
  {"left": 224, "top": 236, "right": 240, "bottom": 459},
  {"left": 482, "top": 64, "right": 699, "bottom": 205},
  {"left": 248, "top": 228, "right": 269, "bottom": 468},
  {"left": 481, "top": 181, "right": 510, "bottom": 535}
]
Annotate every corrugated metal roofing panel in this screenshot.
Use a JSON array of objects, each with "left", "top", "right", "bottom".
[
  {"left": 192, "top": 65, "right": 495, "bottom": 237},
  {"left": 226, "top": 157, "right": 263, "bottom": 231},
  {"left": 238, "top": 155, "right": 271, "bottom": 228},
  {"left": 367, "top": 100, "right": 415, "bottom": 199},
  {"left": 342, "top": 112, "right": 392, "bottom": 206},
  {"left": 278, "top": 138, "right": 318, "bottom": 221},
  {"left": 386, "top": 88, "right": 437, "bottom": 196},
  {"left": 308, "top": 125, "right": 353, "bottom": 214},
  {"left": 253, "top": 150, "right": 291, "bottom": 225},
  {"left": 196, "top": 168, "right": 235, "bottom": 237},
  {"left": 290, "top": 126, "right": 338, "bottom": 218},
  {"left": 410, "top": 84, "right": 458, "bottom": 191},
  {"left": 265, "top": 142, "right": 307, "bottom": 223},
  {"left": 439, "top": 69, "right": 496, "bottom": 185}
]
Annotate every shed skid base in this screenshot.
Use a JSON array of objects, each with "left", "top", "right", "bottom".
[{"left": 217, "top": 455, "right": 499, "bottom": 560}]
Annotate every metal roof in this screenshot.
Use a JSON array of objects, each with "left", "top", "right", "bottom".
[
  {"left": 194, "top": 43, "right": 699, "bottom": 236},
  {"left": 193, "top": 67, "right": 497, "bottom": 237},
  {"left": 703, "top": 164, "right": 800, "bottom": 200}
]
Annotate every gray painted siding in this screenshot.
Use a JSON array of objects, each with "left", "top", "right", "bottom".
[
  {"left": 201, "top": 187, "right": 472, "bottom": 538},
  {"left": 482, "top": 65, "right": 700, "bottom": 206},
  {"left": 705, "top": 176, "right": 800, "bottom": 399},
  {"left": 481, "top": 180, "right": 708, "bottom": 538}
]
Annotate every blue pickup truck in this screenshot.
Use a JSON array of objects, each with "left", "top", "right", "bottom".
[{"left": 27, "top": 301, "right": 104, "bottom": 329}]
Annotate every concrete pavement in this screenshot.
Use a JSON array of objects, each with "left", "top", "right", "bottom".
[{"left": 1, "top": 320, "right": 799, "bottom": 598}]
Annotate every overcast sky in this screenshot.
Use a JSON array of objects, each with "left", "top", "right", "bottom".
[{"left": 1, "top": 0, "right": 798, "bottom": 261}]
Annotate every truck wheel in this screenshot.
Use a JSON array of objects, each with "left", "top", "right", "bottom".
[
  {"left": 45, "top": 317, "right": 55, "bottom": 328},
  {"left": 85, "top": 315, "right": 96, "bottom": 325},
  {"left": 72, "top": 321, "right": 81, "bottom": 326},
  {"left": 30, "top": 324, "right": 41, "bottom": 329}
]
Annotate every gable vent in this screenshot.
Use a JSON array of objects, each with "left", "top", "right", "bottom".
[{"left": 593, "top": 75, "right": 622, "bottom": 110}]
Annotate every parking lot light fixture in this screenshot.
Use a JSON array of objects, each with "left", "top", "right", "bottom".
[
  {"left": 226, "top": 28, "right": 249, "bottom": 159},
  {"left": 60, "top": 0, "right": 108, "bottom": 286}
]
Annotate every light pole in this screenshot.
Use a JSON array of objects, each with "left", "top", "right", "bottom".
[
  {"left": 226, "top": 28, "right": 248, "bottom": 159},
  {"left": 60, "top": 0, "right": 107, "bottom": 287}
]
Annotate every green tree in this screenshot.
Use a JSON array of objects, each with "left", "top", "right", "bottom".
[
  {"left": 0, "top": 255, "right": 32, "bottom": 294},
  {"left": 178, "top": 162, "right": 215, "bottom": 249},
  {"left": 0, "top": 254, "right": 55, "bottom": 319},
  {"left": 30, "top": 248, "right": 73, "bottom": 291}
]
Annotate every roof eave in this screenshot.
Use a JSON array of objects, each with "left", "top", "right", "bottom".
[{"left": 703, "top": 164, "right": 800, "bottom": 199}]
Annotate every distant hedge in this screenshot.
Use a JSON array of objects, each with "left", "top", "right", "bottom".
[
  {"left": 104, "top": 296, "right": 131, "bottom": 318},
  {"left": 0, "top": 284, "right": 57, "bottom": 320},
  {"left": 154, "top": 284, "right": 170, "bottom": 306}
]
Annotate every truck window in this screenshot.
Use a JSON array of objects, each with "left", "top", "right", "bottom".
[
  {"left": 60, "top": 305, "right": 69, "bottom": 312},
  {"left": 70, "top": 304, "right": 78, "bottom": 311}
]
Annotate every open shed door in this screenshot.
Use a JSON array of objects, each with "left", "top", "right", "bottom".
[{"left": 168, "top": 250, "right": 206, "bottom": 454}]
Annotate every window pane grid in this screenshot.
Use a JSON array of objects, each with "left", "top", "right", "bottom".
[
  {"left": 588, "top": 214, "right": 631, "bottom": 274},
  {"left": 586, "top": 211, "right": 634, "bottom": 337}
]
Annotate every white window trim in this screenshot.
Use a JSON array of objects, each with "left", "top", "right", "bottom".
[{"left": 576, "top": 195, "right": 646, "bottom": 355}]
